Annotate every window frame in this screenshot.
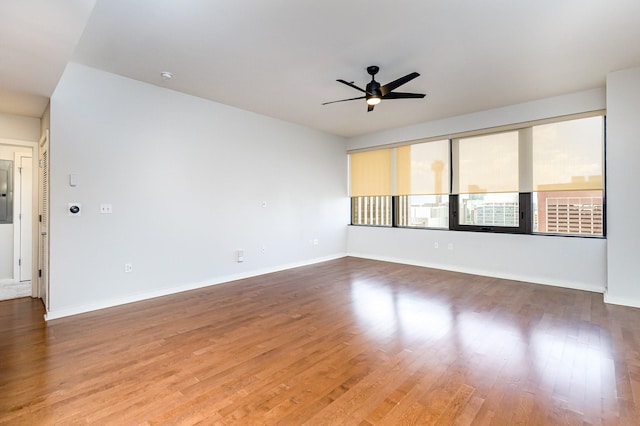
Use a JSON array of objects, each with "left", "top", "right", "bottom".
[
  {"left": 449, "top": 193, "right": 532, "bottom": 234},
  {"left": 348, "top": 112, "right": 606, "bottom": 238}
]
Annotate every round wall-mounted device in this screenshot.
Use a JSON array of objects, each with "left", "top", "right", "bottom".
[{"left": 68, "top": 202, "right": 81, "bottom": 216}]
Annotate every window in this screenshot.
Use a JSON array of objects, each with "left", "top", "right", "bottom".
[
  {"left": 349, "top": 113, "right": 605, "bottom": 237},
  {"left": 350, "top": 149, "right": 392, "bottom": 226},
  {"left": 450, "top": 131, "right": 531, "bottom": 232},
  {"left": 397, "top": 195, "right": 449, "bottom": 228},
  {"left": 532, "top": 116, "right": 604, "bottom": 235},
  {"left": 458, "top": 193, "right": 520, "bottom": 227},
  {"left": 350, "top": 141, "right": 449, "bottom": 228},
  {"left": 456, "top": 131, "right": 519, "bottom": 195},
  {"left": 533, "top": 193, "right": 603, "bottom": 235},
  {"left": 351, "top": 195, "right": 392, "bottom": 226},
  {"left": 395, "top": 140, "right": 449, "bottom": 228}
]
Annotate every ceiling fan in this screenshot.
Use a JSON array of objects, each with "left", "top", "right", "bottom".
[{"left": 323, "top": 66, "right": 426, "bottom": 112}]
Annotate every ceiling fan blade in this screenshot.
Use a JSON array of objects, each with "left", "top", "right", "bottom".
[
  {"left": 380, "top": 72, "right": 420, "bottom": 96},
  {"left": 382, "top": 92, "right": 426, "bottom": 100},
  {"left": 322, "top": 96, "right": 366, "bottom": 105},
  {"left": 368, "top": 104, "right": 375, "bottom": 112},
  {"left": 337, "top": 79, "right": 370, "bottom": 94}
]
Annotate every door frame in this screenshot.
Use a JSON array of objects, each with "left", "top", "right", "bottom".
[
  {"left": 37, "top": 130, "right": 50, "bottom": 308},
  {"left": 13, "top": 152, "right": 34, "bottom": 283},
  {"left": 0, "top": 139, "right": 37, "bottom": 293}
]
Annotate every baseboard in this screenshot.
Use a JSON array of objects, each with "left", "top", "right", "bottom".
[
  {"left": 45, "top": 253, "right": 347, "bottom": 321},
  {"left": 603, "top": 291, "right": 640, "bottom": 309},
  {"left": 347, "top": 252, "right": 606, "bottom": 294}
]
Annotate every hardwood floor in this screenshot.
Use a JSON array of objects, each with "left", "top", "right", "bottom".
[{"left": 2, "top": 257, "right": 640, "bottom": 425}]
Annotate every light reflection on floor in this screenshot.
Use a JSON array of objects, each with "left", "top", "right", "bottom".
[
  {"left": 351, "top": 279, "right": 453, "bottom": 342},
  {"left": 349, "top": 276, "right": 616, "bottom": 412}
]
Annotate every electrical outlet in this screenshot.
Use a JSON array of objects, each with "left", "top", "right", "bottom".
[
  {"left": 124, "top": 263, "right": 133, "bottom": 273},
  {"left": 434, "top": 242, "right": 439, "bottom": 249},
  {"left": 236, "top": 249, "right": 244, "bottom": 263},
  {"left": 100, "top": 203, "right": 113, "bottom": 214}
]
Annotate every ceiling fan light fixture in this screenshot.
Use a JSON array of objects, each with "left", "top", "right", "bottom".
[{"left": 366, "top": 96, "right": 381, "bottom": 106}]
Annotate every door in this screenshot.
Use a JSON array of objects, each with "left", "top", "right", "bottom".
[
  {"left": 18, "top": 156, "right": 32, "bottom": 281},
  {"left": 38, "top": 133, "right": 49, "bottom": 310}
]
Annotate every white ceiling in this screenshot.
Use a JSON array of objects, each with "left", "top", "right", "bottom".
[
  {"left": 3, "top": 0, "right": 640, "bottom": 137},
  {"left": 0, "top": 1, "right": 96, "bottom": 117}
]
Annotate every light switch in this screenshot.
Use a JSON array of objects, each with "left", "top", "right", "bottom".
[{"left": 69, "top": 174, "right": 78, "bottom": 187}]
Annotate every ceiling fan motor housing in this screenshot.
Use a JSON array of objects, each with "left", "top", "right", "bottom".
[
  {"left": 366, "top": 66, "right": 381, "bottom": 101},
  {"left": 366, "top": 81, "right": 381, "bottom": 99}
]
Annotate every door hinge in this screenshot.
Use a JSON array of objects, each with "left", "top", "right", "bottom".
[
  {"left": 18, "top": 259, "right": 21, "bottom": 266},
  {"left": 39, "top": 215, "right": 42, "bottom": 222},
  {"left": 38, "top": 269, "right": 42, "bottom": 278}
]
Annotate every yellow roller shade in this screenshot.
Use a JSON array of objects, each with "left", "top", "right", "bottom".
[
  {"left": 350, "top": 149, "right": 392, "bottom": 196},
  {"left": 457, "top": 131, "right": 519, "bottom": 194},
  {"left": 533, "top": 116, "right": 603, "bottom": 191},
  {"left": 396, "top": 141, "right": 449, "bottom": 195}
]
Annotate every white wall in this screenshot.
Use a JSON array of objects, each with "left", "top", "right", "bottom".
[
  {"left": 41, "top": 102, "right": 50, "bottom": 138},
  {"left": 48, "top": 63, "right": 348, "bottom": 319},
  {"left": 605, "top": 67, "right": 640, "bottom": 307},
  {"left": 347, "top": 88, "right": 608, "bottom": 294},
  {"left": 0, "top": 113, "right": 40, "bottom": 142},
  {"left": 348, "top": 227, "right": 606, "bottom": 292},
  {"left": 348, "top": 88, "right": 606, "bottom": 150}
]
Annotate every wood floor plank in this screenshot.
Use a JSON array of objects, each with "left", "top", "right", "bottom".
[{"left": 2, "top": 257, "right": 640, "bottom": 424}]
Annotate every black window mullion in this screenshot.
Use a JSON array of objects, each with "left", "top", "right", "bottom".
[
  {"left": 519, "top": 192, "right": 532, "bottom": 234},
  {"left": 392, "top": 195, "right": 397, "bottom": 227}
]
